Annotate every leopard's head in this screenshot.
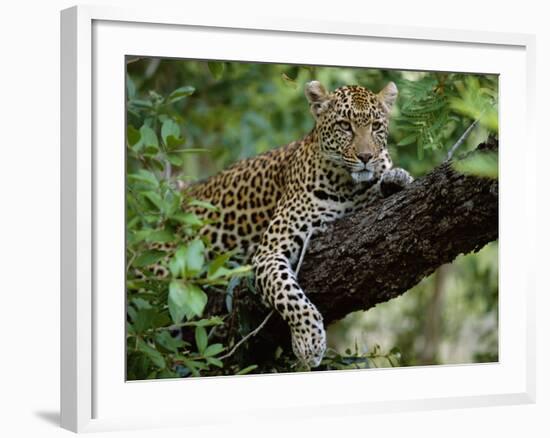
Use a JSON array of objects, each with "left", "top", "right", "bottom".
[{"left": 306, "top": 81, "right": 397, "bottom": 183}]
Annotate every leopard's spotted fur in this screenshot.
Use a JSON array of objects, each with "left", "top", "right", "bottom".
[
  {"left": 183, "top": 81, "right": 413, "bottom": 366},
  {"left": 153, "top": 81, "right": 413, "bottom": 367}
]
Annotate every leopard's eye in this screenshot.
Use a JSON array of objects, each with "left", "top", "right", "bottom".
[
  {"left": 372, "top": 121, "right": 381, "bottom": 131},
  {"left": 337, "top": 121, "right": 352, "bottom": 132}
]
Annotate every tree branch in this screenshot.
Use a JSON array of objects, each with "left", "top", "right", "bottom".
[
  {"left": 211, "top": 138, "right": 498, "bottom": 356},
  {"left": 298, "top": 137, "right": 498, "bottom": 324},
  {"left": 446, "top": 117, "right": 481, "bottom": 161}
]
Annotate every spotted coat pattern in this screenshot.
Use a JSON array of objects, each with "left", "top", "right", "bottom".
[{"left": 183, "top": 81, "right": 413, "bottom": 367}]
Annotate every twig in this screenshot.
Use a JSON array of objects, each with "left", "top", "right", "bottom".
[
  {"left": 163, "top": 159, "right": 172, "bottom": 181},
  {"left": 296, "top": 229, "right": 313, "bottom": 274},
  {"left": 219, "top": 229, "right": 314, "bottom": 361},
  {"left": 218, "top": 309, "right": 274, "bottom": 360},
  {"left": 446, "top": 117, "right": 480, "bottom": 161}
]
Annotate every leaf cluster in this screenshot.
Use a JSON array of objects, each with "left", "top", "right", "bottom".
[
  {"left": 392, "top": 73, "right": 498, "bottom": 175},
  {"left": 126, "top": 80, "right": 256, "bottom": 380}
]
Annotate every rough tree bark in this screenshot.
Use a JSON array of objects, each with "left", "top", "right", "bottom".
[
  {"left": 298, "top": 138, "right": 498, "bottom": 324},
  {"left": 213, "top": 138, "right": 498, "bottom": 358}
]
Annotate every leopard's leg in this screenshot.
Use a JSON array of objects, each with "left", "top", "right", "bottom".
[
  {"left": 379, "top": 167, "right": 414, "bottom": 198},
  {"left": 350, "top": 166, "right": 414, "bottom": 209},
  {"left": 252, "top": 201, "right": 326, "bottom": 367}
]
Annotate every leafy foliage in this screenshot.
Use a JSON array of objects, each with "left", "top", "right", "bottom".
[
  {"left": 453, "top": 150, "right": 498, "bottom": 179},
  {"left": 126, "top": 80, "right": 255, "bottom": 380},
  {"left": 321, "top": 345, "right": 402, "bottom": 370},
  {"left": 393, "top": 73, "right": 498, "bottom": 161}
]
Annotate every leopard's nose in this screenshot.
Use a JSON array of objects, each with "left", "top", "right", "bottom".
[{"left": 357, "top": 153, "right": 373, "bottom": 164}]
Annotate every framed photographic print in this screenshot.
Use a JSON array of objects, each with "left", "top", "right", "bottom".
[{"left": 61, "top": 4, "right": 536, "bottom": 433}]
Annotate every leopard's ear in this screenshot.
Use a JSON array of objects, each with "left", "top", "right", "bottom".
[
  {"left": 305, "top": 81, "right": 330, "bottom": 119},
  {"left": 378, "top": 81, "right": 398, "bottom": 114}
]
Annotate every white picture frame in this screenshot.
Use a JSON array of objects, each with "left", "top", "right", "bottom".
[{"left": 60, "top": 4, "right": 536, "bottom": 433}]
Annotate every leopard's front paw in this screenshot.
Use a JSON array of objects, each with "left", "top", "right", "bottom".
[
  {"left": 290, "top": 312, "right": 327, "bottom": 368},
  {"left": 380, "top": 167, "right": 414, "bottom": 197}
]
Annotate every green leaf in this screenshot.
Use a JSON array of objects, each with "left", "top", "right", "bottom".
[
  {"left": 166, "top": 136, "right": 185, "bottom": 149},
  {"left": 417, "top": 139, "right": 424, "bottom": 160},
  {"left": 133, "top": 250, "right": 166, "bottom": 268},
  {"left": 448, "top": 77, "right": 498, "bottom": 133},
  {"left": 168, "top": 86, "right": 195, "bottom": 104},
  {"left": 186, "top": 284, "right": 208, "bottom": 318},
  {"left": 207, "top": 62, "right": 225, "bottom": 80},
  {"left": 397, "top": 133, "right": 417, "bottom": 146},
  {"left": 131, "top": 297, "right": 152, "bottom": 310},
  {"left": 206, "top": 264, "right": 252, "bottom": 282},
  {"left": 127, "top": 170, "right": 159, "bottom": 188},
  {"left": 157, "top": 369, "right": 180, "bottom": 379},
  {"left": 132, "top": 308, "right": 157, "bottom": 333},
  {"left": 161, "top": 119, "right": 181, "bottom": 145},
  {"left": 130, "top": 99, "right": 153, "bottom": 109},
  {"left": 172, "top": 212, "right": 204, "bottom": 227},
  {"left": 169, "top": 246, "right": 187, "bottom": 278},
  {"left": 146, "top": 229, "right": 174, "bottom": 243},
  {"left": 155, "top": 312, "right": 172, "bottom": 329},
  {"left": 452, "top": 151, "right": 498, "bottom": 179},
  {"left": 126, "top": 322, "right": 135, "bottom": 335},
  {"left": 136, "top": 338, "right": 166, "bottom": 369},
  {"left": 126, "top": 74, "right": 136, "bottom": 99},
  {"left": 195, "top": 326, "right": 208, "bottom": 354},
  {"left": 206, "top": 357, "right": 223, "bottom": 368},
  {"left": 140, "top": 125, "right": 159, "bottom": 151},
  {"left": 187, "top": 199, "right": 218, "bottom": 211},
  {"left": 207, "top": 251, "right": 234, "bottom": 278},
  {"left": 204, "top": 266, "right": 229, "bottom": 281},
  {"left": 163, "top": 191, "right": 182, "bottom": 218},
  {"left": 236, "top": 364, "right": 258, "bottom": 375},
  {"left": 168, "top": 281, "right": 208, "bottom": 323},
  {"left": 175, "top": 356, "right": 205, "bottom": 377},
  {"left": 480, "top": 111, "right": 498, "bottom": 133},
  {"left": 143, "top": 191, "right": 164, "bottom": 212},
  {"left": 147, "top": 157, "right": 165, "bottom": 172},
  {"left": 155, "top": 331, "right": 184, "bottom": 352},
  {"left": 168, "top": 280, "right": 187, "bottom": 323},
  {"left": 185, "top": 239, "right": 205, "bottom": 276},
  {"left": 166, "top": 153, "right": 184, "bottom": 166},
  {"left": 204, "top": 343, "right": 224, "bottom": 357},
  {"left": 127, "top": 124, "right": 141, "bottom": 147}
]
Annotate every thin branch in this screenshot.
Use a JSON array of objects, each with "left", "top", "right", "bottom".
[
  {"left": 218, "top": 310, "right": 274, "bottom": 360},
  {"left": 219, "top": 229, "right": 314, "bottom": 361},
  {"left": 446, "top": 117, "right": 480, "bottom": 161},
  {"left": 163, "top": 159, "right": 172, "bottom": 181},
  {"left": 296, "top": 230, "right": 313, "bottom": 274}
]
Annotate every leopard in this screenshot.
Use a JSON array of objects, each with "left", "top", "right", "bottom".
[{"left": 147, "top": 81, "right": 413, "bottom": 368}]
